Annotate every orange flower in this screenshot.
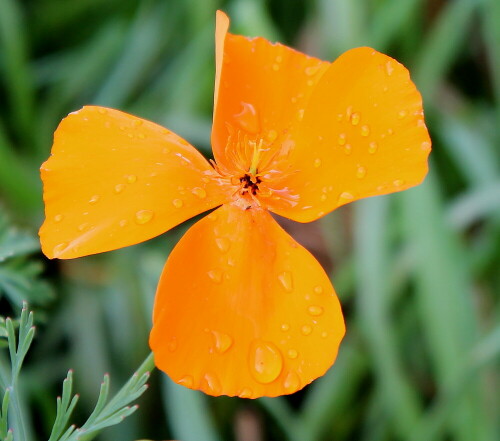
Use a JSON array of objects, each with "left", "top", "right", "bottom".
[{"left": 40, "top": 11, "right": 430, "bottom": 398}]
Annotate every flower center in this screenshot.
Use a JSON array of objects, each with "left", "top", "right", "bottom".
[{"left": 239, "top": 173, "right": 262, "bottom": 196}]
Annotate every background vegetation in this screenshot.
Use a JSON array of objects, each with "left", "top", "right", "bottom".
[{"left": 0, "top": 0, "right": 499, "bottom": 440}]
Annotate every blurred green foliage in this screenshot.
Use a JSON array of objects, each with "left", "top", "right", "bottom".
[{"left": 0, "top": 0, "right": 499, "bottom": 440}]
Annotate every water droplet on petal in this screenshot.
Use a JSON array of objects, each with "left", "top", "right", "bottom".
[
  {"left": 53, "top": 242, "right": 68, "bottom": 256},
  {"left": 314, "top": 286, "right": 323, "bottom": 294},
  {"left": 78, "top": 222, "right": 89, "bottom": 232},
  {"left": 210, "top": 331, "right": 233, "bottom": 354},
  {"left": 98, "top": 108, "right": 107, "bottom": 114},
  {"left": 305, "top": 65, "right": 321, "bottom": 76},
  {"left": 172, "top": 199, "right": 184, "bottom": 208},
  {"left": 119, "top": 219, "right": 128, "bottom": 227},
  {"left": 398, "top": 110, "right": 407, "bottom": 119},
  {"left": 249, "top": 340, "right": 283, "bottom": 384},
  {"left": 369, "top": 142, "right": 378, "bottom": 154},
  {"left": 344, "top": 144, "right": 352, "bottom": 155},
  {"left": 421, "top": 141, "right": 431, "bottom": 151},
  {"left": 167, "top": 337, "right": 177, "bottom": 352},
  {"left": 208, "top": 269, "right": 223, "bottom": 284},
  {"left": 313, "top": 158, "right": 321, "bottom": 168},
  {"left": 281, "top": 323, "right": 290, "bottom": 332},
  {"left": 267, "top": 130, "right": 278, "bottom": 142},
  {"left": 89, "top": 195, "right": 100, "bottom": 204},
  {"left": 393, "top": 179, "right": 404, "bottom": 187},
  {"left": 356, "top": 166, "right": 366, "bottom": 179},
  {"left": 278, "top": 271, "right": 293, "bottom": 292},
  {"left": 321, "top": 331, "right": 328, "bottom": 338},
  {"left": 385, "top": 61, "right": 394, "bottom": 76},
  {"left": 308, "top": 306, "right": 324, "bottom": 316},
  {"left": 320, "top": 194, "right": 327, "bottom": 201},
  {"left": 338, "top": 133, "right": 347, "bottom": 145},
  {"left": 351, "top": 113, "right": 360, "bottom": 126},
  {"left": 361, "top": 125, "right": 370, "bottom": 136},
  {"left": 272, "top": 63, "right": 280, "bottom": 71},
  {"left": 178, "top": 376, "right": 193, "bottom": 388},
  {"left": 235, "top": 102, "right": 259, "bottom": 133},
  {"left": 287, "top": 349, "right": 298, "bottom": 359},
  {"left": 338, "top": 192, "right": 354, "bottom": 204},
  {"left": 192, "top": 187, "right": 207, "bottom": 199},
  {"left": 204, "top": 373, "right": 222, "bottom": 395},
  {"left": 239, "top": 388, "right": 253, "bottom": 398},
  {"left": 297, "top": 109, "right": 305, "bottom": 121},
  {"left": 114, "top": 184, "right": 125, "bottom": 194},
  {"left": 54, "top": 214, "right": 64, "bottom": 222},
  {"left": 283, "top": 372, "right": 300, "bottom": 392},
  {"left": 215, "top": 237, "right": 230, "bottom": 253},
  {"left": 126, "top": 174, "right": 137, "bottom": 184},
  {"left": 135, "top": 210, "right": 154, "bottom": 224},
  {"left": 301, "top": 325, "right": 312, "bottom": 336}
]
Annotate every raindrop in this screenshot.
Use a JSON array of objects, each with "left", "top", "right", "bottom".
[
  {"left": 239, "top": 388, "right": 253, "bottom": 398},
  {"left": 337, "top": 133, "right": 346, "bottom": 145},
  {"left": 119, "top": 219, "right": 128, "bottom": 227},
  {"left": 305, "top": 65, "right": 321, "bottom": 76},
  {"left": 210, "top": 330, "right": 233, "bottom": 354},
  {"left": 385, "top": 61, "right": 394, "bottom": 76},
  {"left": 89, "top": 195, "right": 100, "bottom": 204},
  {"left": 321, "top": 331, "right": 328, "bottom": 338},
  {"left": 368, "top": 142, "right": 378, "bottom": 154},
  {"left": 301, "top": 325, "right": 312, "bottom": 336},
  {"left": 306, "top": 79, "right": 314, "bottom": 87},
  {"left": 278, "top": 271, "right": 293, "bottom": 293},
  {"left": 393, "top": 179, "right": 404, "bottom": 187},
  {"left": 287, "top": 349, "right": 298, "bottom": 359},
  {"left": 172, "top": 199, "right": 184, "bottom": 208},
  {"left": 208, "top": 269, "right": 223, "bottom": 284},
  {"left": 338, "top": 192, "right": 354, "bottom": 204},
  {"left": 421, "top": 141, "right": 431, "bottom": 152},
  {"left": 54, "top": 214, "right": 64, "bottom": 223},
  {"left": 344, "top": 144, "right": 352, "bottom": 155},
  {"left": 204, "top": 373, "right": 222, "bottom": 395},
  {"left": 53, "top": 242, "right": 67, "bottom": 256},
  {"left": 283, "top": 372, "right": 300, "bottom": 392},
  {"left": 98, "top": 108, "right": 107, "bottom": 114},
  {"left": 351, "top": 113, "right": 360, "bottom": 126},
  {"left": 297, "top": 109, "right": 305, "bottom": 121},
  {"left": 135, "top": 210, "right": 154, "bottom": 224},
  {"left": 281, "top": 323, "right": 290, "bottom": 332},
  {"left": 267, "top": 130, "right": 278, "bottom": 142},
  {"left": 356, "top": 166, "right": 366, "bottom": 179},
  {"left": 272, "top": 63, "right": 280, "bottom": 71},
  {"left": 215, "top": 237, "right": 230, "bottom": 253},
  {"left": 126, "top": 174, "right": 137, "bottom": 184},
  {"left": 234, "top": 102, "right": 259, "bottom": 133},
  {"left": 114, "top": 184, "right": 125, "bottom": 194},
  {"left": 398, "top": 110, "right": 407, "bottom": 119},
  {"left": 313, "top": 158, "right": 321, "bottom": 168},
  {"left": 320, "top": 194, "right": 327, "bottom": 201},
  {"left": 192, "top": 187, "right": 207, "bottom": 199},
  {"left": 249, "top": 340, "right": 283, "bottom": 384},
  {"left": 360, "top": 125, "right": 370, "bottom": 137},
  {"left": 314, "top": 286, "right": 323, "bottom": 294},
  {"left": 138, "top": 133, "right": 146, "bottom": 139},
  {"left": 78, "top": 222, "right": 89, "bottom": 232},
  {"left": 167, "top": 337, "right": 177, "bottom": 352},
  {"left": 178, "top": 376, "right": 193, "bottom": 388},
  {"left": 308, "top": 306, "right": 324, "bottom": 316}
]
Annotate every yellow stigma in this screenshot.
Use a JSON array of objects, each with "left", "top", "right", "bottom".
[{"left": 248, "top": 139, "right": 264, "bottom": 175}]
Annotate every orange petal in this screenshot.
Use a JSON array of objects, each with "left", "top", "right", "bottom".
[
  {"left": 265, "top": 47, "right": 431, "bottom": 222},
  {"left": 150, "top": 203, "right": 345, "bottom": 398},
  {"left": 211, "top": 16, "right": 330, "bottom": 173},
  {"left": 40, "top": 106, "right": 228, "bottom": 259},
  {"left": 214, "top": 10, "right": 230, "bottom": 113}
]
